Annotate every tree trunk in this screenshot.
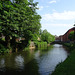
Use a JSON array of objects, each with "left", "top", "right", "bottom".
[
  {"left": 12, "top": 36, "right": 16, "bottom": 44},
  {"left": 5, "top": 35, "right": 10, "bottom": 48},
  {"left": 11, "top": 36, "right": 17, "bottom": 52}
]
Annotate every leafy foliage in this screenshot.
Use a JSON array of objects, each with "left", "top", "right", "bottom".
[
  {"left": 68, "top": 31, "right": 74, "bottom": 41},
  {"left": 41, "top": 29, "right": 55, "bottom": 43},
  {"left": 0, "top": 0, "right": 41, "bottom": 52}
]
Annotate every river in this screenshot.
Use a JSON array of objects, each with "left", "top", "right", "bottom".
[{"left": 0, "top": 44, "right": 69, "bottom": 75}]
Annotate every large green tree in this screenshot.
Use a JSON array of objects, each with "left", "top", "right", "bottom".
[
  {"left": 41, "top": 29, "right": 55, "bottom": 43},
  {"left": 0, "top": 1, "right": 17, "bottom": 47},
  {"left": 0, "top": 0, "right": 41, "bottom": 49}
]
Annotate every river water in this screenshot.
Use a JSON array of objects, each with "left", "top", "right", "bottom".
[{"left": 0, "top": 44, "right": 69, "bottom": 75}]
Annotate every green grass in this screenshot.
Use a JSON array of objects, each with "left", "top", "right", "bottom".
[{"left": 51, "top": 43, "right": 75, "bottom": 75}]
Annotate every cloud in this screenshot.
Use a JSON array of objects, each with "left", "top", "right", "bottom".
[
  {"left": 41, "top": 11, "right": 75, "bottom": 36},
  {"left": 42, "top": 11, "right": 75, "bottom": 21},
  {"left": 39, "top": 6, "right": 44, "bottom": 10},
  {"left": 41, "top": 23, "right": 73, "bottom": 36},
  {"left": 46, "top": 6, "right": 50, "bottom": 8},
  {"left": 37, "top": 5, "right": 44, "bottom": 10},
  {"left": 49, "top": 0, "right": 56, "bottom": 4},
  {"left": 42, "top": 23, "right": 72, "bottom": 27},
  {"left": 52, "top": 9, "right": 56, "bottom": 12}
]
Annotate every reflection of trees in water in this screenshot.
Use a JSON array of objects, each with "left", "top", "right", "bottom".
[
  {"left": 24, "top": 59, "right": 40, "bottom": 75},
  {"left": 0, "top": 44, "right": 68, "bottom": 75},
  {"left": 0, "top": 45, "right": 54, "bottom": 75},
  {"left": 0, "top": 58, "right": 5, "bottom": 69},
  {"left": 0, "top": 50, "right": 40, "bottom": 75},
  {"left": 15, "top": 55, "right": 24, "bottom": 70}
]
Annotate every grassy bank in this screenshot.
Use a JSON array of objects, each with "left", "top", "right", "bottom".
[{"left": 51, "top": 43, "right": 75, "bottom": 75}]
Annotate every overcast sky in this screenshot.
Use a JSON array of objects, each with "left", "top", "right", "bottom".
[{"left": 34, "top": 0, "right": 75, "bottom": 36}]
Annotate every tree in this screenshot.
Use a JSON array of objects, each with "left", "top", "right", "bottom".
[
  {"left": 41, "top": 29, "right": 55, "bottom": 43},
  {"left": 0, "top": 0, "right": 41, "bottom": 50},
  {"left": 20, "top": 1, "right": 41, "bottom": 44},
  {"left": 12, "top": 0, "right": 28, "bottom": 4},
  {"left": 68, "top": 31, "right": 74, "bottom": 41},
  {"left": 74, "top": 24, "right": 75, "bottom": 43},
  {"left": 0, "top": 1, "right": 17, "bottom": 48}
]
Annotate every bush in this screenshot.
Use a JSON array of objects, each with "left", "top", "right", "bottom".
[
  {"left": 34, "top": 41, "right": 47, "bottom": 48},
  {"left": 0, "top": 44, "right": 8, "bottom": 54},
  {"left": 63, "top": 43, "right": 74, "bottom": 51}
]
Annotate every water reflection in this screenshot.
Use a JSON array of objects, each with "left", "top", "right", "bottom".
[
  {"left": 15, "top": 55, "right": 24, "bottom": 70},
  {"left": 0, "top": 44, "right": 69, "bottom": 75},
  {"left": 0, "top": 58, "right": 5, "bottom": 68}
]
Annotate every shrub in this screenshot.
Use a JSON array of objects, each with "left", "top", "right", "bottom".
[{"left": 0, "top": 44, "right": 8, "bottom": 54}]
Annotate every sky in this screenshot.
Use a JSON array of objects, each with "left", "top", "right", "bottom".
[{"left": 34, "top": 0, "right": 75, "bottom": 36}]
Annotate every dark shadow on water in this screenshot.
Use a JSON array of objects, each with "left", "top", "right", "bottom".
[
  {"left": 0, "top": 59, "right": 40, "bottom": 75},
  {"left": 0, "top": 50, "right": 41, "bottom": 75}
]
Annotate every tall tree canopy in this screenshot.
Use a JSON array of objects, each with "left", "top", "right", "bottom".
[{"left": 0, "top": 0, "right": 41, "bottom": 48}]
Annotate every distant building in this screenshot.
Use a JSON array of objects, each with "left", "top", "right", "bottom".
[
  {"left": 58, "top": 27, "right": 75, "bottom": 42},
  {"left": 55, "top": 35, "right": 60, "bottom": 41}
]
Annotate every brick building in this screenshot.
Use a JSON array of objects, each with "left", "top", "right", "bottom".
[{"left": 59, "top": 27, "right": 75, "bottom": 42}]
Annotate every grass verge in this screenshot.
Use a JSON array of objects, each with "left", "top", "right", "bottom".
[{"left": 51, "top": 43, "right": 75, "bottom": 75}]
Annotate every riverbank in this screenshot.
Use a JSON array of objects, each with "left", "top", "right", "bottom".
[
  {"left": 0, "top": 40, "right": 49, "bottom": 54},
  {"left": 51, "top": 43, "right": 75, "bottom": 75}
]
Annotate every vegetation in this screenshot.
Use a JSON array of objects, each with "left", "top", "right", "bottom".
[
  {"left": 0, "top": 0, "right": 55, "bottom": 54},
  {"left": 34, "top": 41, "right": 47, "bottom": 48},
  {"left": 32, "top": 29, "right": 55, "bottom": 49},
  {"left": 63, "top": 43, "right": 74, "bottom": 51},
  {"left": 51, "top": 43, "right": 75, "bottom": 75},
  {"left": 0, "top": 0, "right": 41, "bottom": 53},
  {"left": 68, "top": 31, "right": 74, "bottom": 41},
  {"left": 41, "top": 29, "right": 55, "bottom": 43}
]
